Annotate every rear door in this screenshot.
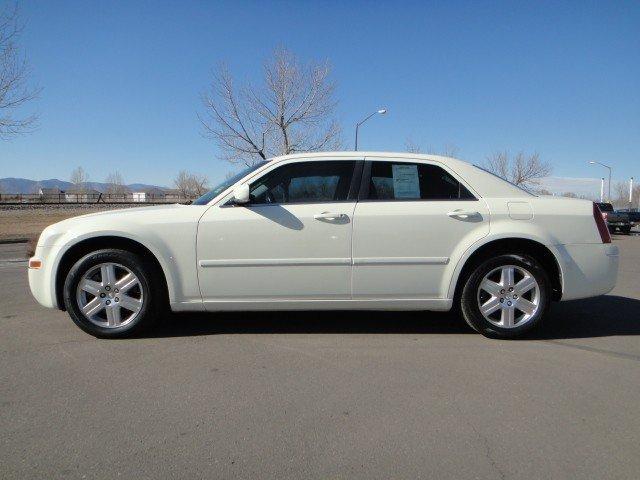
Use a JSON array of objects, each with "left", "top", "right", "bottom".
[{"left": 351, "top": 157, "right": 490, "bottom": 299}]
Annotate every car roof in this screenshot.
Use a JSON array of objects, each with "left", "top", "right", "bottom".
[
  {"left": 265, "top": 151, "right": 532, "bottom": 198},
  {"left": 269, "top": 150, "right": 469, "bottom": 167}
]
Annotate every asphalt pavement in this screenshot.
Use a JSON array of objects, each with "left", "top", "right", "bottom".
[{"left": 1, "top": 236, "right": 639, "bottom": 479}]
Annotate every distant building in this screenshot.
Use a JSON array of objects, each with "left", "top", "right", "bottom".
[
  {"left": 132, "top": 188, "right": 166, "bottom": 202},
  {"left": 39, "top": 187, "right": 64, "bottom": 203},
  {"left": 163, "top": 189, "right": 183, "bottom": 202},
  {"left": 131, "top": 192, "right": 146, "bottom": 202},
  {"left": 105, "top": 188, "right": 133, "bottom": 202},
  {"left": 65, "top": 188, "right": 101, "bottom": 203}
]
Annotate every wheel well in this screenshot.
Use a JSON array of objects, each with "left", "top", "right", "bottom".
[
  {"left": 55, "top": 236, "right": 169, "bottom": 310},
  {"left": 454, "top": 238, "right": 562, "bottom": 302}
]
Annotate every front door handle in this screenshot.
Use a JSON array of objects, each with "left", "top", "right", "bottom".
[
  {"left": 314, "top": 212, "right": 346, "bottom": 221},
  {"left": 447, "top": 209, "right": 479, "bottom": 219}
]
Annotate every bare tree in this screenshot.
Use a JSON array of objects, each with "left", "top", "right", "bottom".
[
  {"left": 484, "top": 151, "right": 552, "bottom": 188},
  {"left": 404, "top": 138, "right": 422, "bottom": 153},
  {"left": 441, "top": 143, "right": 459, "bottom": 158},
  {"left": 0, "top": 3, "right": 40, "bottom": 140},
  {"left": 200, "top": 47, "right": 341, "bottom": 166},
  {"left": 174, "top": 170, "right": 188, "bottom": 197},
  {"left": 105, "top": 171, "right": 128, "bottom": 195},
  {"left": 563, "top": 191, "right": 596, "bottom": 201},
  {"left": 174, "top": 170, "right": 191, "bottom": 198},
  {"left": 70, "top": 166, "right": 89, "bottom": 193},
  {"left": 612, "top": 181, "right": 640, "bottom": 209},
  {"left": 191, "top": 174, "right": 209, "bottom": 197},
  {"left": 403, "top": 139, "right": 460, "bottom": 157},
  {"left": 561, "top": 191, "right": 578, "bottom": 198},
  {"left": 174, "top": 170, "right": 209, "bottom": 198}
]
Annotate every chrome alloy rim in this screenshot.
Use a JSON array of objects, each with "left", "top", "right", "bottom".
[
  {"left": 476, "top": 265, "right": 541, "bottom": 329},
  {"left": 76, "top": 262, "right": 143, "bottom": 328}
]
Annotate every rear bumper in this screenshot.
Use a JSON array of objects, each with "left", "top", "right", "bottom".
[{"left": 557, "top": 243, "right": 619, "bottom": 301}]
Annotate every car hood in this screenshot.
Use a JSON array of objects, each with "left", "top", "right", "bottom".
[{"left": 70, "top": 204, "right": 188, "bottom": 220}]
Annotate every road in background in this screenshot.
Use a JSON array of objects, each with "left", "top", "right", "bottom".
[{"left": 1, "top": 236, "right": 639, "bottom": 479}]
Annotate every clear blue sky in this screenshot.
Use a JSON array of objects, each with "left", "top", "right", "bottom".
[{"left": 2, "top": 0, "right": 639, "bottom": 189}]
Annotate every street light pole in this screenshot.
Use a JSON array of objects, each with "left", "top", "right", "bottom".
[
  {"left": 354, "top": 108, "right": 387, "bottom": 151},
  {"left": 589, "top": 161, "right": 612, "bottom": 202},
  {"left": 600, "top": 177, "right": 604, "bottom": 202}
]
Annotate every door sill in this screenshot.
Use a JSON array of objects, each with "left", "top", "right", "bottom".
[{"left": 193, "top": 298, "right": 453, "bottom": 312}]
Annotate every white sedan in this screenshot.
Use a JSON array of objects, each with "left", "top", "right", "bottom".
[{"left": 28, "top": 152, "right": 619, "bottom": 339}]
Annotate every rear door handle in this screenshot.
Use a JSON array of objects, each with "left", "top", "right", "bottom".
[
  {"left": 447, "top": 209, "right": 479, "bottom": 219},
  {"left": 314, "top": 212, "right": 346, "bottom": 221}
]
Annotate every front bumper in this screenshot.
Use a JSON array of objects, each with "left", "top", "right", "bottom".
[
  {"left": 557, "top": 243, "right": 619, "bottom": 301},
  {"left": 28, "top": 245, "right": 60, "bottom": 309}
]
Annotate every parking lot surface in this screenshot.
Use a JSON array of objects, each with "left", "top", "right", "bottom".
[{"left": 1, "top": 236, "right": 639, "bottom": 479}]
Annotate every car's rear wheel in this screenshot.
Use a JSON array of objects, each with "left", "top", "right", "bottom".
[
  {"left": 63, "top": 249, "right": 161, "bottom": 338},
  {"left": 460, "top": 254, "right": 550, "bottom": 339}
]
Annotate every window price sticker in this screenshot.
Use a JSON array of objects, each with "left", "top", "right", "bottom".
[{"left": 392, "top": 164, "right": 420, "bottom": 199}]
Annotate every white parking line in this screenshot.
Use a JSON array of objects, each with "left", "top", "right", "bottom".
[{"left": 0, "top": 259, "right": 27, "bottom": 267}]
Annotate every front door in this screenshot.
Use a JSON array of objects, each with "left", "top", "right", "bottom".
[
  {"left": 352, "top": 158, "right": 490, "bottom": 299},
  {"left": 197, "top": 159, "right": 360, "bottom": 306}
]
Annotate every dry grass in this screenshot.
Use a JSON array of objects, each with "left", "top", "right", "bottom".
[{"left": 0, "top": 206, "right": 121, "bottom": 242}]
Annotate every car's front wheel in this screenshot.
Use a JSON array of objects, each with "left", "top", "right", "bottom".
[
  {"left": 63, "top": 249, "right": 161, "bottom": 338},
  {"left": 460, "top": 254, "right": 550, "bottom": 339}
]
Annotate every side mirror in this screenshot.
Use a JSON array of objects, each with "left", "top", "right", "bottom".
[{"left": 232, "top": 184, "right": 250, "bottom": 204}]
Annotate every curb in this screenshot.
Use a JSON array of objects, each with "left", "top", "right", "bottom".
[{"left": 0, "top": 238, "right": 28, "bottom": 244}]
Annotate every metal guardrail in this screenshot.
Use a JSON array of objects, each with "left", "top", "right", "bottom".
[{"left": 0, "top": 193, "right": 196, "bottom": 204}]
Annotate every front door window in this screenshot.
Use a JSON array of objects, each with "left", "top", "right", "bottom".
[{"left": 249, "top": 161, "right": 356, "bottom": 204}]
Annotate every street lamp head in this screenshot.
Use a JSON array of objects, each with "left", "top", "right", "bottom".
[
  {"left": 355, "top": 108, "right": 388, "bottom": 150},
  {"left": 589, "top": 161, "right": 596, "bottom": 164}
]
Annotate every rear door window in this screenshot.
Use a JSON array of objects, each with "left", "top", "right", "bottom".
[{"left": 365, "top": 161, "right": 475, "bottom": 200}]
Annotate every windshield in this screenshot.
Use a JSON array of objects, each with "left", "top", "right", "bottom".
[{"left": 192, "top": 162, "right": 268, "bottom": 205}]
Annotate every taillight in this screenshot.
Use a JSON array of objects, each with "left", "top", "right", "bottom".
[{"left": 593, "top": 203, "right": 611, "bottom": 243}]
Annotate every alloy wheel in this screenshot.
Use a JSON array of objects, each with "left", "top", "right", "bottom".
[
  {"left": 76, "top": 262, "right": 144, "bottom": 328},
  {"left": 476, "top": 264, "right": 541, "bottom": 329}
]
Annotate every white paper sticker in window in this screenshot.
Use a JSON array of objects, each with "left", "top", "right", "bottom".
[{"left": 392, "top": 164, "right": 420, "bottom": 199}]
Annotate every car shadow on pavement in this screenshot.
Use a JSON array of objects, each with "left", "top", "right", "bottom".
[
  {"left": 528, "top": 295, "right": 640, "bottom": 340},
  {"left": 146, "top": 295, "right": 640, "bottom": 340}
]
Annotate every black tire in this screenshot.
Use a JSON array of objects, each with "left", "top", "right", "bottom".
[
  {"left": 621, "top": 227, "right": 631, "bottom": 235},
  {"left": 460, "top": 254, "right": 550, "bottom": 339},
  {"left": 63, "top": 249, "right": 161, "bottom": 338}
]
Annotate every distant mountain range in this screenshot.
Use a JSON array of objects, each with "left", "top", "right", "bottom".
[{"left": 0, "top": 177, "right": 168, "bottom": 194}]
